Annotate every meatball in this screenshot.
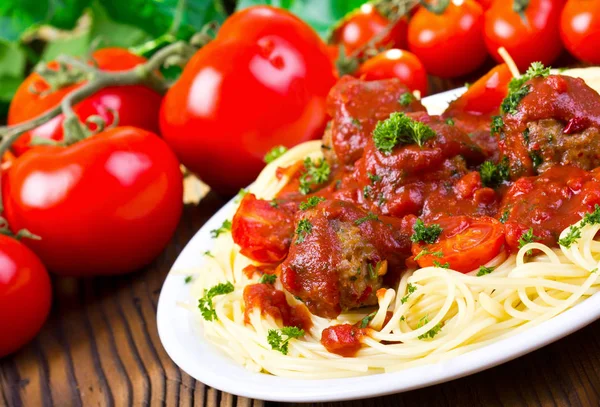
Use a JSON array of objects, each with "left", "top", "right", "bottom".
[
  {"left": 324, "top": 76, "right": 426, "bottom": 169},
  {"left": 499, "top": 166, "right": 600, "bottom": 251},
  {"left": 500, "top": 75, "right": 600, "bottom": 178},
  {"left": 280, "top": 200, "right": 414, "bottom": 318}
]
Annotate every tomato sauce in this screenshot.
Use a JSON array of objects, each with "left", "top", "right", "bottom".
[
  {"left": 320, "top": 324, "right": 364, "bottom": 357},
  {"left": 243, "top": 283, "right": 312, "bottom": 331}
]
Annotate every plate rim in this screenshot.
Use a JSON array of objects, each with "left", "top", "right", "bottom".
[{"left": 156, "top": 87, "right": 600, "bottom": 402}]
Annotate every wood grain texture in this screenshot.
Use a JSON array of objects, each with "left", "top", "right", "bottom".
[{"left": 2, "top": 55, "right": 599, "bottom": 407}]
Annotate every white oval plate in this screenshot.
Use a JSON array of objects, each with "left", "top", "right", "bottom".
[{"left": 157, "top": 87, "right": 600, "bottom": 402}]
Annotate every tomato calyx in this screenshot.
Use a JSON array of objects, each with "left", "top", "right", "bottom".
[
  {"left": 0, "top": 217, "right": 39, "bottom": 241},
  {"left": 31, "top": 61, "right": 89, "bottom": 97},
  {"left": 420, "top": 0, "right": 451, "bottom": 15},
  {"left": 512, "top": 0, "right": 530, "bottom": 14}
]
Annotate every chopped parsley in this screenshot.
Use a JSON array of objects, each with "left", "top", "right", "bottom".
[
  {"left": 400, "top": 283, "right": 417, "bottom": 304},
  {"left": 264, "top": 145, "right": 288, "bottom": 163},
  {"left": 491, "top": 115, "right": 504, "bottom": 136},
  {"left": 373, "top": 112, "right": 436, "bottom": 154},
  {"left": 529, "top": 150, "right": 543, "bottom": 169},
  {"left": 299, "top": 196, "right": 325, "bottom": 210},
  {"left": 359, "top": 312, "right": 376, "bottom": 328},
  {"left": 417, "top": 315, "right": 442, "bottom": 340},
  {"left": 518, "top": 228, "right": 540, "bottom": 255},
  {"left": 433, "top": 260, "right": 450, "bottom": 269},
  {"left": 184, "top": 276, "right": 193, "bottom": 284},
  {"left": 351, "top": 118, "right": 362, "bottom": 128},
  {"left": 210, "top": 219, "right": 232, "bottom": 238},
  {"left": 410, "top": 219, "right": 443, "bottom": 244},
  {"left": 299, "top": 157, "right": 330, "bottom": 195},
  {"left": 269, "top": 199, "right": 279, "bottom": 208},
  {"left": 501, "top": 62, "right": 550, "bottom": 115},
  {"left": 367, "top": 172, "right": 381, "bottom": 183},
  {"left": 479, "top": 157, "right": 510, "bottom": 188},
  {"left": 354, "top": 212, "right": 380, "bottom": 225},
  {"left": 367, "top": 263, "right": 378, "bottom": 280},
  {"left": 499, "top": 209, "right": 510, "bottom": 224},
  {"left": 363, "top": 185, "right": 372, "bottom": 198},
  {"left": 258, "top": 274, "right": 277, "bottom": 284},
  {"left": 204, "top": 250, "right": 214, "bottom": 258},
  {"left": 559, "top": 204, "right": 600, "bottom": 248},
  {"left": 267, "top": 327, "right": 305, "bottom": 355},
  {"left": 235, "top": 188, "right": 249, "bottom": 203},
  {"left": 477, "top": 265, "right": 495, "bottom": 276},
  {"left": 414, "top": 249, "right": 443, "bottom": 261},
  {"left": 198, "top": 282, "right": 234, "bottom": 321},
  {"left": 295, "top": 219, "right": 313, "bottom": 244},
  {"left": 398, "top": 92, "right": 415, "bottom": 106},
  {"left": 592, "top": 268, "right": 598, "bottom": 274},
  {"left": 445, "top": 118, "right": 455, "bottom": 126}
]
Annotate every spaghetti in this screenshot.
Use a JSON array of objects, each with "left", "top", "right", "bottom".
[{"left": 180, "top": 141, "right": 600, "bottom": 379}]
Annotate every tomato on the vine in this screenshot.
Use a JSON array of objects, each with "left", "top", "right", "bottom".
[
  {"left": 330, "top": 3, "right": 408, "bottom": 56},
  {"left": 2, "top": 127, "right": 183, "bottom": 276},
  {"left": 560, "top": 0, "right": 600, "bottom": 64},
  {"left": 160, "top": 6, "right": 336, "bottom": 195},
  {"left": 0, "top": 234, "right": 52, "bottom": 357},
  {"left": 484, "top": 0, "right": 564, "bottom": 71},
  {"left": 8, "top": 48, "right": 163, "bottom": 156},
  {"left": 407, "top": 0, "right": 487, "bottom": 78},
  {"left": 357, "top": 49, "right": 428, "bottom": 96}
]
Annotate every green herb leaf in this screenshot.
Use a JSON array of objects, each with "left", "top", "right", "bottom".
[
  {"left": 479, "top": 157, "right": 510, "bottom": 188},
  {"left": 354, "top": 212, "right": 380, "bottom": 225},
  {"left": 267, "top": 326, "right": 305, "bottom": 355},
  {"left": 235, "top": 188, "right": 249, "bottom": 203},
  {"left": 491, "top": 115, "right": 504, "bottom": 136},
  {"left": 295, "top": 219, "right": 313, "bottom": 244},
  {"left": 264, "top": 145, "right": 288, "bottom": 164},
  {"left": 477, "top": 265, "right": 495, "bottom": 276},
  {"left": 184, "top": 276, "right": 193, "bottom": 284},
  {"left": 198, "top": 282, "right": 234, "bottom": 321},
  {"left": 417, "top": 315, "right": 442, "bottom": 340},
  {"left": 433, "top": 260, "right": 450, "bottom": 269},
  {"left": 299, "top": 196, "right": 325, "bottom": 211},
  {"left": 401, "top": 283, "right": 417, "bottom": 304},
  {"left": 410, "top": 219, "right": 442, "bottom": 244},
  {"left": 211, "top": 219, "right": 232, "bottom": 238},
  {"left": 367, "top": 172, "right": 381, "bottom": 184},
  {"left": 559, "top": 204, "right": 600, "bottom": 248},
  {"left": 299, "top": 157, "right": 330, "bottom": 195},
  {"left": 373, "top": 112, "right": 436, "bottom": 153},
  {"left": 501, "top": 62, "right": 550, "bottom": 115},
  {"left": 414, "top": 249, "right": 443, "bottom": 261},
  {"left": 258, "top": 274, "right": 277, "bottom": 284},
  {"left": 359, "top": 312, "right": 376, "bottom": 328},
  {"left": 398, "top": 92, "right": 415, "bottom": 106},
  {"left": 518, "top": 228, "right": 540, "bottom": 255},
  {"left": 445, "top": 118, "right": 455, "bottom": 126}
]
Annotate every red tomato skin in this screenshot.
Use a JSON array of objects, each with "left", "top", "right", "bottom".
[
  {"left": 560, "top": 0, "right": 600, "bottom": 64},
  {"left": 331, "top": 4, "right": 408, "bottom": 56},
  {"left": 160, "top": 20, "right": 336, "bottom": 195},
  {"left": 357, "top": 49, "right": 428, "bottom": 96},
  {"left": 484, "top": 0, "right": 564, "bottom": 71},
  {"left": 0, "top": 235, "right": 52, "bottom": 357},
  {"left": 2, "top": 127, "right": 183, "bottom": 276},
  {"left": 8, "top": 48, "right": 163, "bottom": 156},
  {"left": 407, "top": 1, "right": 487, "bottom": 78}
]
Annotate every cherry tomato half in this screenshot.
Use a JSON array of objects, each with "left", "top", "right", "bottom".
[
  {"left": 3, "top": 127, "right": 183, "bottom": 276},
  {"left": 408, "top": 0, "right": 487, "bottom": 78},
  {"left": 484, "top": 0, "right": 564, "bottom": 71},
  {"left": 0, "top": 235, "right": 52, "bottom": 357},
  {"left": 8, "top": 48, "right": 163, "bottom": 156},
  {"left": 357, "top": 49, "right": 428, "bottom": 96},
  {"left": 411, "top": 216, "right": 505, "bottom": 272},
  {"left": 560, "top": 0, "right": 600, "bottom": 64},
  {"left": 160, "top": 7, "right": 336, "bottom": 195}
]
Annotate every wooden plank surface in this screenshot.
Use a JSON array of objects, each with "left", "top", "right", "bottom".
[{"left": 2, "top": 60, "right": 600, "bottom": 407}]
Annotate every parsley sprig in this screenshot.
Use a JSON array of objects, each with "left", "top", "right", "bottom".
[
  {"left": 559, "top": 205, "right": 600, "bottom": 248},
  {"left": 267, "top": 327, "right": 305, "bottom": 355},
  {"left": 479, "top": 157, "right": 510, "bottom": 188},
  {"left": 354, "top": 212, "right": 380, "bottom": 225},
  {"left": 299, "top": 196, "right": 325, "bottom": 210},
  {"left": 264, "top": 145, "right": 288, "bottom": 164},
  {"left": 477, "top": 265, "right": 495, "bottom": 276},
  {"left": 295, "top": 219, "right": 313, "bottom": 244},
  {"left": 210, "top": 219, "right": 232, "bottom": 238},
  {"left": 373, "top": 112, "right": 436, "bottom": 154},
  {"left": 401, "top": 283, "right": 417, "bottom": 304},
  {"left": 410, "top": 219, "right": 442, "bottom": 244},
  {"left": 359, "top": 312, "right": 376, "bottom": 328},
  {"left": 501, "top": 62, "right": 551, "bottom": 115},
  {"left": 398, "top": 92, "right": 415, "bottom": 106},
  {"left": 198, "top": 282, "right": 235, "bottom": 321},
  {"left": 258, "top": 274, "right": 277, "bottom": 284},
  {"left": 414, "top": 248, "right": 443, "bottom": 261},
  {"left": 299, "top": 157, "right": 330, "bottom": 195},
  {"left": 417, "top": 315, "right": 442, "bottom": 340},
  {"left": 518, "top": 228, "right": 540, "bottom": 255}
]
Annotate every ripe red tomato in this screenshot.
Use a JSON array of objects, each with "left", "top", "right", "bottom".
[
  {"left": 2, "top": 127, "right": 183, "bottom": 276},
  {"left": 357, "top": 49, "right": 428, "bottom": 96},
  {"left": 0, "top": 234, "right": 52, "bottom": 357},
  {"left": 560, "top": 0, "right": 600, "bottom": 64},
  {"left": 411, "top": 216, "right": 505, "bottom": 272},
  {"left": 331, "top": 3, "right": 408, "bottom": 56},
  {"left": 407, "top": 1, "right": 487, "bottom": 78},
  {"left": 484, "top": 0, "right": 564, "bottom": 71},
  {"left": 8, "top": 48, "right": 163, "bottom": 156},
  {"left": 160, "top": 6, "right": 336, "bottom": 195}
]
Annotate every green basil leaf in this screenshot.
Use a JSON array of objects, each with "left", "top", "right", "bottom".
[{"left": 235, "top": 0, "right": 365, "bottom": 38}]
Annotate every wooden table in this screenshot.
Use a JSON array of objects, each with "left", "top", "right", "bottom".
[{"left": 2, "top": 58, "right": 600, "bottom": 407}]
